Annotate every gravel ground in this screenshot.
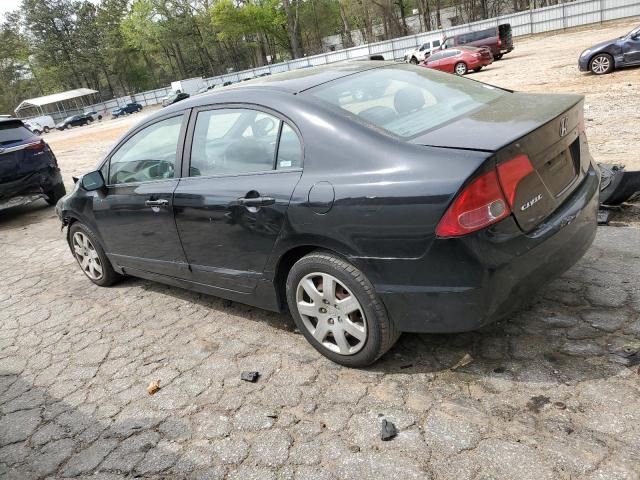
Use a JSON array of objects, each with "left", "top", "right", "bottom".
[{"left": 1, "top": 18, "right": 640, "bottom": 480}]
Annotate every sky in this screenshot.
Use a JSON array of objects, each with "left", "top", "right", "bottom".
[{"left": 0, "top": 0, "right": 22, "bottom": 20}]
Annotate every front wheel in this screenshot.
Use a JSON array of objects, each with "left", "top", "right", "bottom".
[
  {"left": 286, "top": 251, "right": 400, "bottom": 367},
  {"left": 409, "top": 56, "right": 419, "bottom": 65},
  {"left": 454, "top": 62, "right": 468, "bottom": 75},
  {"left": 43, "top": 126, "right": 50, "bottom": 133},
  {"left": 590, "top": 53, "right": 613, "bottom": 75},
  {"left": 68, "top": 223, "right": 122, "bottom": 287}
]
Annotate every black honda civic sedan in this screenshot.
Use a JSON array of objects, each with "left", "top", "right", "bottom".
[
  {"left": 56, "top": 62, "right": 599, "bottom": 366},
  {"left": 578, "top": 25, "right": 640, "bottom": 74}
]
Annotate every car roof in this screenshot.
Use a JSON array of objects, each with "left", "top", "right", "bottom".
[{"left": 217, "top": 61, "right": 390, "bottom": 94}]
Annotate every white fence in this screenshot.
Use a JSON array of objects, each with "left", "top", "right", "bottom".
[{"left": 24, "top": 0, "right": 640, "bottom": 123}]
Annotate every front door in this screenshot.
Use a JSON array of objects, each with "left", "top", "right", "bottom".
[
  {"left": 623, "top": 34, "right": 640, "bottom": 64},
  {"left": 94, "top": 114, "right": 190, "bottom": 278},
  {"left": 173, "top": 107, "right": 303, "bottom": 293}
]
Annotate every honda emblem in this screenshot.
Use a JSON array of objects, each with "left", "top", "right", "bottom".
[{"left": 559, "top": 117, "right": 568, "bottom": 137}]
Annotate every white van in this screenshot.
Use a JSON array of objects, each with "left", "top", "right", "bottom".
[
  {"left": 403, "top": 38, "right": 443, "bottom": 64},
  {"left": 24, "top": 115, "right": 56, "bottom": 135}
]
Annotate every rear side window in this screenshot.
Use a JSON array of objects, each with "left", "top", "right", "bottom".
[
  {"left": 0, "top": 122, "right": 34, "bottom": 146},
  {"left": 432, "top": 39, "right": 441, "bottom": 47},
  {"left": 190, "top": 108, "right": 302, "bottom": 176},
  {"left": 309, "top": 65, "right": 506, "bottom": 138}
]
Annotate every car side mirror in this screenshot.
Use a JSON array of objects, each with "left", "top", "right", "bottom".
[{"left": 81, "top": 171, "right": 106, "bottom": 191}]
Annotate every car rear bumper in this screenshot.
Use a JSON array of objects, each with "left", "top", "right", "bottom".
[
  {"left": 0, "top": 167, "right": 63, "bottom": 209},
  {"left": 374, "top": 164, "right": 600, "bottom": 333}
]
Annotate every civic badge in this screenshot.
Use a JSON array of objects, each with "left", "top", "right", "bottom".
[{"left": 559, "top": 117, "right": 568, "bottom": 137}]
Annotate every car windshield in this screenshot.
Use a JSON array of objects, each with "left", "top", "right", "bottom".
[
  {"left": 627, "top": 26, "right": 640, "bottom": 37},
  {"left": 308, "top": 65, "right": 507, "bottom": 138},
  {"left": 64, "top": 116, "right": 75, "bottom": 122}
]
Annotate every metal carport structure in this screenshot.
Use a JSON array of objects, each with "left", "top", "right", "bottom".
[{"left": 14, "top": 88, "right": 99, "bottom": 122}]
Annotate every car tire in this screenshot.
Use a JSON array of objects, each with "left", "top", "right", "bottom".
[
  {"left": 43, "top": 126, "right": 50, "bottom": 133},
  {"left": 45, "top": 183, "right": 66, "bottom": 206},
  {"left": 68, "top": 222, "right": 122, "bottom": 287},
  {"left": 473, "top": 67, "right": 482, "bottom": 72},
  {"left": 32, "top": 129, "right": 41, "bottom": 136},
  {"left": 454, "top": 62, "right": 468, "bottom": 75},
  {"left": 410, "top": 56, "right": 419, "bottom": 65},
  {"left": 286, "top": 251, "right": 400, "bottom": 367},
  {"left": 98, "top": 115, "right": 103, "bottom": 120},
  {"left": 494, "top": 54, "right": 503, "bottom": 60},
  {"left": 590, "top": 53, "right": 614, "bottom": 75}
]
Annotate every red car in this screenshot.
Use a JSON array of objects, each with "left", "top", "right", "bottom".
[{"left": 421, "top": 47, "right": 493, "bottom": 75}]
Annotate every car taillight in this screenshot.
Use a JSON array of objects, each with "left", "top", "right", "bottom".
[
  {"left": 497, "top": 38, "right": 502, "bottom": 47},
  {"left": 436, "top": 170, "right": 510, "bottom": 237},
  {"left": 496, "top": 154, "right": 534, "bottom": 208},
  {"left": 25, "top": 140, "right": 45, "bottom": 153}
]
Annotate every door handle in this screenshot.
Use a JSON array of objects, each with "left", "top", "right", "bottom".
[
  {"left": 238, "top": 196, "right": 276, "bottom": 207},
  {"left": 145, "top": 199, "right": 169, "bottom": 207}
]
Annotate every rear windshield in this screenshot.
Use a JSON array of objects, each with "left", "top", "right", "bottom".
[
  {"left": 308, "top": 65, "right": 507, "bottom": 138},
  {"left": 0, "top": 122, "right": 34, "bottom": 146}
]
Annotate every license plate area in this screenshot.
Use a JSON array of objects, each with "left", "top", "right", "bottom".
[{"left": 537, "top": 139, "right": 579, "bottom": 197}]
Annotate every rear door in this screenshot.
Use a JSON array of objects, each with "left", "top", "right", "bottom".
[
  {"left": 173, "top": 106, "right": 303, "bottom": 293},
  {"left": 95, "top": 113, "right": 190, "bottom": 277}
]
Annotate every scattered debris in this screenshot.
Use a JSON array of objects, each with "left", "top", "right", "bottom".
[
  {"left": 493, "top": 366, "right": 506, "bottom": 374},
  {"left": 553, "top": 401, "right": 567, "bottom": 410},
  {"left": 597, "top": 209, "right": 610, "bottom": 225},
  {"left": 380, "top": 419, "right": 398, "bottom": 441},
  {"left": 399, "top": 363, "right": 414, "bottom": 369},
  {"left": 608, "top": 344, "right": 640, "bottom": 367},
  {"left": 451, "top": 353, "right": 474, "bottom": 371},
  {"left": 348, "top": 444, "right": 360, "bottom": 453},
  {"left": 147, "top": 379, "right": 161, "bottom": 395},
  {"left": 240, "top": 371, "right": 260, "bottom": 383},
  {"left": 527, "top": 395, "right": 551, "bottom": 413}
]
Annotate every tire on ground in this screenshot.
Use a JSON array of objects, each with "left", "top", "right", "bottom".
[
  {"left": 286, "top": 250, "right": 400, "bottom": 367},
  {"left": 68, "top": 222, "right": 122, "bottom": 287}
]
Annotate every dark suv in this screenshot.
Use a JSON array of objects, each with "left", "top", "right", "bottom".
[
  {"left": 0, "top": 118, "right": 66, "bottom": 210},
  {"left": 443, "top": 24, "right": 513, "bottom": 59}
]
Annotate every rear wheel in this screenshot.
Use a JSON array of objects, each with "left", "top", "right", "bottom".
[
  {"left": 590, "top": 53, "right": 613, "bottom": 75},
  {"left": 32, "top": 129, "right": 41, "bottom": 136},
  {"left": 454, "top": 62, "right": 468, "bottom": 75},
  {"left": 494, "top": 53, "right": 503, "bottom": 60},
  {"left": 410, "top": 56, "right": 418, "bottom": 65},
  {"left": 68, "top": 223, "right": 121, "bottom": 287},
  {"left": 45, "top": 183, "right": 66, "bottom": 206},
  {"left": 286, "top": 251, "right": 400, "bottom": 367}
]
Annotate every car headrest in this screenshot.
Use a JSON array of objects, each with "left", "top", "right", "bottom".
[{"left": 394, "top": 87, "right": 425, "bottom": 115}]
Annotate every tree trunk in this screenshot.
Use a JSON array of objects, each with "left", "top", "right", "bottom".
[
  {"left": 338, "top": 1, "right": 354, "bottom": 48},
  {"left": 283, "top": 0, "right": 302, "bottom": 58}
]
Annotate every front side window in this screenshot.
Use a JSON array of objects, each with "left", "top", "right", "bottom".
[
  {"left": 309, "top": 65, "right": 507, "bottom": 138},
  {"left": 108, "top": 115, "right": 182, "bottom": 184},
  {"left": 190, "top": 108, "right": 281, "bottom": 176}
]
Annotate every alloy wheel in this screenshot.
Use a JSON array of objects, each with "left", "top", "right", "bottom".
[
  {"left": 455, "top": 62, "right": 467, "bottom": 75},
  {"left": 72, "top": 231, "right": 103, "bottom": 280},
  {"left": 591, "top": 55, "right": 610, "bottom": 74},
  {"left": 296, "top": 272, "right": 367, "bottom": 355}
]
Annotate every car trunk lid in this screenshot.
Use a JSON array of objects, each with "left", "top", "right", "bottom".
[{"left": 412, "top": 92, "right": 589, "bottom": 232}]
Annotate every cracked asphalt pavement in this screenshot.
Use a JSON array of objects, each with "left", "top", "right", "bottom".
[{"left": 2, "top": 201, "right": 640, "bottom": 479}]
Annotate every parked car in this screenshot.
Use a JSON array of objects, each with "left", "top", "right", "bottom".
[
  {"left": 578, "top": 25, "right": 640, "bottom": 74},
  {"left": 162, "top": 92, "right": 190, "bottom": 107},
  {"left": 0, "top": 118, "right": 65, "bottom": 210},
  {"left": 57, "top": 63, "right": 599, "bottom": 367},
  {"left": 111, "top": 103, "right": 143, "bottom": 118},
  {"left": 404, "top": 38, "right": 443, "bottom": 64},
  {"left": 443, "top": 24, "right": 513, "bottom": 60},
  {"left": 24, "top": 115, "right": 56, "bottom": 135},
  {"left": 56, "top": 114, "right": 92, "bottom": 131},
  {"left": 84, "top": 110, "right": 103, "bottom": 121},
  {"left": 422, "top": 46, "right": 493, "bottom": 75}
]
